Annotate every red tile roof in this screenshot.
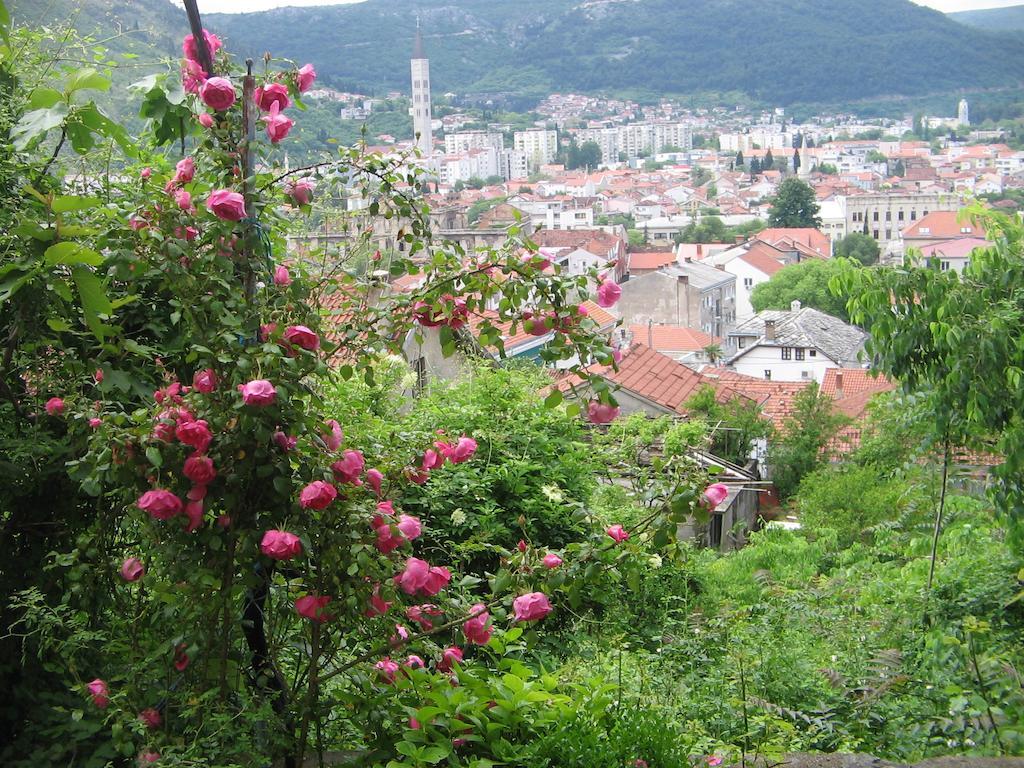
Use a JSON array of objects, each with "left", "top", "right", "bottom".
[
  {"left": 560, "top": 344, "right": 745, "bottom": 413},
  {"left": 756, "top": 227, "right": 831, "bottom": 256},
  {"left": 820, "top": 368, "right": 895, "bottom": 401},
  {"left": 738, "top": 243, "right": 787, "bottom": 276},
  {"left": 700, "top": 368, "right": 811, "bottom": 432},
  {"left": 628, "top": 251, "right": 676, "bottom": 270},
  {"left": 628, "top": 324, "right": 718, "bottom": 352},
  {"left": 902, "top": 211, "right": 987, "bottom": 240}
]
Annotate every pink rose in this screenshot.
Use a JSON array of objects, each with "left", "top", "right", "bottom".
[
  {"left": 140, "top": 167, "right": 152, "bottom": 179},
  {"left": 139, "top": 707, "right": 162, "bottom": 729},
  {"left": 273, "top": 430, "right": 296, "bottom": 452},
  {"left": 263, "top": 102, "right": 294, "bottom": 144},
  {"left": 437, "top": 646, "right": 463, "bottom": 673},
  {"left": 175, "top": 225, "right": 199, "bottom": 241},
  {"left": 137, "top": 489, "right": 183, "bottom": 521},
  {"left": 297, "top": 63, "right": 316, "bottom": 92},
  {"left": 331, "top": 450, "right": 365, "bottom": 485},
  {"left": 198, "top": 112, "right": 214, "bottom": 128},
  {"left": 420, "top": 448, "right": 444, "bottom": 472},
  {"left": 596, "top": 278, "right": 622, "bottom": 308},
  {"left": 45, "top": 397, "right": 64, "bottom": 416},
  {"left": 173, "top": 643, "right": 189, "bottom": 671},
  {"left": 94, "top": 368, "right": 104, "bottom": 383},
  {"left": 462, "top": 603, "right": 492, "bottom": 645},
  {"left": 375, "top": 657, "right": 400, "bottom": 683},
  {"left": 206, "top": 189, "right": 247, "bottom": 221},
  {"left": 184, "top": 500, "right": 204, "bottom": 532},
  {"left": 365, "top": 584, "right": 391, "bottom": 617},
  {"left": 587, "top": 401, "right": 620, "bottom": 425},
  {"left": 422, "top": 566, "right": 451, "bottom": 596},
  {"left": 138, "top": 751, "right": 161, "bottom": 765},
  {"left": 176, "top": 419, "right": 213, "bottom": 452},
  {"left": 200, "top": 76, "right": 235, "bottom": 111},
  {"left": 373, "top": 516, "right": 402, "bottom": 554},
  {"left": 192, "top": 368, "right": 217, "bottom": 393},
  {"left": 87, "top": 678, "right": 109, "bottom": 708},
  {"left": 449, "top": 436, "right": 477, "bottom": 463},
  {"left": 397, "top": 514, "right": 422, "bottom": 541},
  {"left": 704, "top": 482, "right": 729, "bottom": 508},
  {"left": 174, "top": 188, "right": 193, "bottom": 211},
  {"left": 517, "top": 539, "right": 527, "bottom": 553},
  {"left": 542, "top": 553, "right": 563, "bottom": 569},
  {"left": 173, "top": 157, "right": 195, "bottom": 185},
  {"left": 120, "top": 557, "right": 145, "bottom": 582},
  {"left": 255, "top": 82, "right": 291, "bottom": 112},
  {"left": 286, "top": 178, "right": 314, "bottom": 206},
  {"left": 187, "top": 485, "right": 207, "bottom": 501},
  {"left": 397, "top": 557, "right": 430, "bottom": 595},
  {"left": 183, "top": 453, "right": 216, "bottom": 485},
  {"left": 273, "top": 265, "right": 291, "bottom": 286},
  {"left": 366, "top": 468, "right": 384, "bottom": 496},
  {"left": 283, "top": 325, "right": 320, "bottom": 351},
  {"left": 182, "top": 29, "right": 222, "bottom": 67},
  {"left": 513, "top": 592, "right": 552, "bottom": 622},
  {"left": 390, "top": 623, "right": 410, "bottom": 645},
  {"left": 260, "top": 529, "right": 303, "bottom": 560},
  {"left": 182, "top": 58, "right": 206, "bottom": 94},
  {"left": 239, "top": 379, "right": 277, "bottom": 406},
  {"left": 406, "top": 604, "right": 440, "bottom": 630},
  {"left": 89, "top": 417, "right": 102, "bottom": 429},
  {"left": 259, "top": 323, "right": 277, "bottom": 342},
  {"left": 405, "top": 654, "right": 425, "bottom": 669},
  {"left": 706, "top": 757, "right": 723, "bottom": 767},
  {"left": 322, "top": 419, "right": 343, "bottom": 452},
  {"left": 606, "top": 524, "right": 630, "bottom": 543},
  {"left": 295, "top": 594, "right": 333, "bottom": 623},
  {"left": 299, "top": 480, "right": 337, "bottom": 510}
]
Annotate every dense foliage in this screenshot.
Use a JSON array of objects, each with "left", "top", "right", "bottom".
[
  {"left": 751, "top": 258, "right": 855, "bottom": 322},
  {"left": 767, "top": 178, "right": 821, "bottom": 229}
]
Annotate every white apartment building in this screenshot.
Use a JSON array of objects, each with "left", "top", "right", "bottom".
[
  {"left": 444, "top": 131, "right": 504, "bottom": 155},
  {"left": 498, "top": 149, "right": 529, "bottom": 181},
  {"left": 575, "top": 122, "right": 693, "bottom": 165},
  {"left": 513, "top": 129, "right": 559, "bottom": 170},
  {"left": 845, "top": 192, "right": 958, "bottom": 254}
]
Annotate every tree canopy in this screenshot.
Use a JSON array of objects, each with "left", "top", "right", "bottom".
[
  {"left": 751, "top": 258, "right": 853, "bottom": 321},
  {"left": 768, "top": 177, "right": 822, "bottom": 228},
  {"left": 833, "top": 232, "right": 881, "bottom": 266}
]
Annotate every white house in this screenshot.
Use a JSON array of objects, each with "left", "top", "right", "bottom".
[{"left": 725, "top": 303, "right": 868, "bottom": 383}]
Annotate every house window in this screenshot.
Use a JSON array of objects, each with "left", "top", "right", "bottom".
[
  {"left": 743, "top": 277, "right": 753, "bottom": 289},
  {"left": 885, "top": 211, "right": 891, "bottom": 221},
  {"left": 873, "top": 229, "right": 879, "bottom": 240},
  {"left": 764, "top": 370, "right": 772, "bottom": 380},
  {"left": 911, "top": 211, "right": 917, "bottom": 220},
  {"left": 885, "top": 230, "right": 892, "bottom": 240},
  {"left": 809, "top": 349, "right": 817, "bottom": 357},
  {"left": 738, "top": 338, "right": 746, "bottom": 349},
  {"left": 941, "top": 260, "right": 951, "bottom": 271},
  {"left": 795, "top": 348, "right": 805, "bottom": 361},
  {"left": 898, "top": 210, "right": 904, "bottom": 221},
  {"left": 873, "top": 211, "right": 879, "bottom": 221},
  {"left": 781, "top": 347, "right": 792, "bottom": 360}
]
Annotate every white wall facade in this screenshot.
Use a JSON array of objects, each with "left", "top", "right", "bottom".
[{"left": 730, "top": 343, "right": 833, "bottom": 383}]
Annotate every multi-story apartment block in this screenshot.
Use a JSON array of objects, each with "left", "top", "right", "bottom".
[
  {"left": 576, "top": 122, "right": 693, "bottom": 165},
  {"left": 513, "top": 129, "right": 559, "bottom": 170},
  {"left": 845, "top": 192, "right": 958, "bottom": 255},
  {"left": 444, "top": 131, "right": 504, "bottom": 155}
]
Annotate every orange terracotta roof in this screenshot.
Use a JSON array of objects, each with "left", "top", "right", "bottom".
[
  {"left": 559, "top": 344, "right": 745, "bottom": 413},
  {"left": 756, "top": 227, "right": 831, "bottom": 256},
  {"left": 628, "top": 251, "right": 676, "bottom": 270},
  {"left": 903, "top": 211, "right": 987, "bottom": 240},
  {"left": 738, "top": 244, "right": 787, "bottom": 276},
  {"left": 700, "top": 368, "right": 811, "bottom": 432},
  {"left": 820, "top": 368, "right": 895, "bottom": 401},
  {"left": 628, "top": 324, "right": 718, "bottom": 352}
]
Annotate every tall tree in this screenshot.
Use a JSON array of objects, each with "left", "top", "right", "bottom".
[
  {"left": 735, "top": 150, "right": 745, "bottom": 168},
  {"left": 768, "top": 177, "right": 821, "bottom": 228},
  {"left": 749, "top": 157, "right": 761, "bottom": 179},
  {"left": 793, "top": 149, "right": 801, "bottom": 174},
  {"left": 763, "top": 148, "right": 775, "bottom": 170},
  {"left": 750, "top": 258, "right": 853, "bottom": 321},
  {"left": 833, "top": 232, "right": 880, "bottom": 266}
]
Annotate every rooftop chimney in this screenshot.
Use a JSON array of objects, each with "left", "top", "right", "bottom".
[
  {"left": 791, "top": 299, "right": 802, "bottom": 312},
  {"left": 697, "top": 244, "right": 703, "bottom": 257},
  {"left": 835, "top": 371, "right": 844, "bottom": 400},
  {"left": 764, "top": 319, "right": 776, "bottom": 340}
]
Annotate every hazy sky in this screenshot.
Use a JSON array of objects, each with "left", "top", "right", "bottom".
[{"left": 179, "top": 0, "right": 1024, "bottom": 14}]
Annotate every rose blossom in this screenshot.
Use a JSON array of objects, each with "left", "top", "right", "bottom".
[
  {"left": 206, "top": 189, "right": 246, "bottom": 221},
  {"left": 404, "top": 654, "right": 425, "bottom": 669},
  {"left": 331, "top": 450, "right": 365, "bottom": 485},
  {"left": 704, "top": 482, "right": 729, "bottom": 508},
  {"left": 173, "top": 643, "right": 189, "bottom": 671},
  {"left": 139, "top": 707, "right": 162, "bottom": 729},
  {"left": 120, "top": 557, "right": 145, "bottom": 582},
  {"left": 199, "top": 76, "right": 235, "bottom": 111},
  {"left": 295, "top": 594, "right": 332, "bottom": 623},
  {"left": 299, "top": 480, "right": 337, "bottom": 511},
  {"left": 462, "top": 603, "right": 492, "bottom": 645},
  {"left": 87, "top": 679, "right": 109, "bottom": 708},
  {"left": 286, "top": 178, "right": 314, "bottom": 206},
  {"left": 322, "top": 419, "right": 343, "bottom": 452},
  {"left": 173, "top": 157, "right": 195, "bottom": 185},
  {"left": 140, "top": 167, "right": 152, "bottom": 179},
  {"left": 239, "top": 379, "right": 277, "bottom": 406},
  {"left": 596, "top": 278, "right": 622, "bottom": 308},
  {"left": 176, "top": 419, "right": 213, "bottom": 452},
  {"left": 397, "top": 514, "right": 422, "bottom": 541},
  {"left": 397, "top": 557, "right": 450, "bottom": 596},
  {"left": 137, "top": 489, "right": 183, "bottom": 521},
  {"left": 138, "top": 751, "right": 161, "bottom": 765},
  {"left": 187, "top": 485, "right": 208, "bottom": 501},
  {"left": 255, "top": 82, "right": 290, "bottom": 112},
  {"left": 375, "top": 657, "right": 399, "bottom": 683},
  {"left": 436, "top": 646, "right": 463, "bottom": 673},
  {"left": 173, "top": 188, "right": 193, "bottom": 212},
  {"left": 183, "top": 454, "right": 216, "bottom": 485},
  {"left": 192, "top": 368, "right": 217, "bottom": 393},
  {"left": 273, "top": 265, "right": 291, "bottom": 286},
  {"left": 542, "top": 553, "right": 563, "bottom": 569},
  {"left": 182, "top": 29, "right": 222, "bottom": 67},
  {"left": 283, "top": 325, "right": 319, "bottom": 351},
  {"left": 44, "top": 397, "right": 64, "bottom": 416},
  {"left": 184, "top": 500, "right": 204, "bottom": 533},
  {"left": 297, "top": 63, "right": 316, "bottom": 92},
  {"left": 420, "top": 448, "right": 444, "bottom": 471},
  {"left": 89, "top": 417, "right": 102, "bottom": 429},
  {"left": 273, "top": 430, "right": 297, "bottom": 452},
  {"left": 262, "top": 102, "right": 294, "bottom": 144},
  {"left": 406, "top": 604, "right": 440, "bottom": 630},
  {"left": 198, "top": 112, "right": 214, "bottom": 128},
  {"left": 606, "top": 524, "right": 630, "bottom": 543},
  {"left": 512, "top": 592, "right": 552, "bottom": 622},
  {"left": 587, "top": 401, "right": 620, "bottom": 425},
  {"left": 260, "top": 530, "right": 303, "bottom": 560},
  {"left": 366, "top": 468, "right": 384, "bottom": 496},
  {"left": 365, "top": 584, "right": 391, "bottom": 617},
  {"left": 449, "top": 436, "right": 477, "bottom": 463}
]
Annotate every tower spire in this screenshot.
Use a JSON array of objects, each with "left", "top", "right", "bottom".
[{"left": 413, "top": 15, "right": 426, "bottom": 60}]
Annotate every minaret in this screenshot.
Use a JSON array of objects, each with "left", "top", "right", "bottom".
[
  {"left": 958, "top": 99, "right": 970, "bottom": 128},
  {"left": 410, "top": 18, "right": 433, "bottom": 157}
]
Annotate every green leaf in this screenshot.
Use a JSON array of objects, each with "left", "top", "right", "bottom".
[
  {"left": 543, "top": 389, "right": 563, "bottom": 409},
  {"left": 0, "top": 0, "right": 8, "bottom": 42},
  {"left": 65, "top": 67, "right": 110, "bottom": 94},
  {"left": 52, "top": 195, "right": 104, "bottom": 214},
  {"left": 29, "top": 87, "right": 63, "bottom": 110},
  {"left": 145, "top": 446, "right": 163, "bottom": 469},
  {"left": 11, "top": 105, "right": 69, "bottom": 151},
  {"left": 45, "top": 242, "right": 104, "bottom": 267},
  {"left": 71, "top": 267, "right": 113, "bottom": 339}
]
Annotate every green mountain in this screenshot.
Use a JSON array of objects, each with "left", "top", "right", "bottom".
[
  {"left": 11, "top": 0, "right": 1024, "bottom": 106},
  {"left": 949, "top": 4, "right": 1024, "bottom": 32}
]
